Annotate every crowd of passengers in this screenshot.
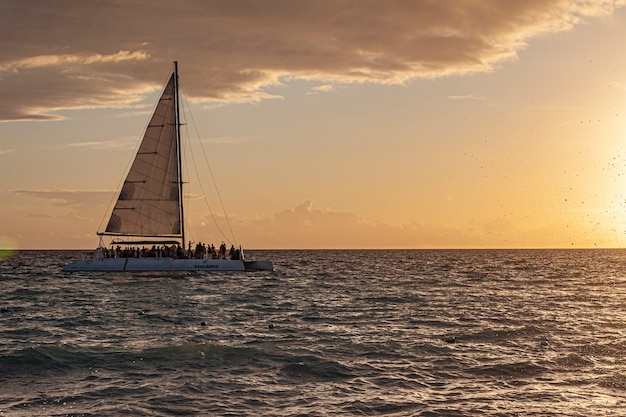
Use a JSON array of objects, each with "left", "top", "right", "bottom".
[{"left": 100, "top": 242, "right": 241, "bottom": 260}]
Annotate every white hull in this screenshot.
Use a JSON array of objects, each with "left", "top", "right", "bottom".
[{"left": 62, "top": 257, "right": 273, "bottom": 272}]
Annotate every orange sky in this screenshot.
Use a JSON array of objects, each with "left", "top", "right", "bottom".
[{"left": 1, "top": 1, "right": 626, "bottom": 249}]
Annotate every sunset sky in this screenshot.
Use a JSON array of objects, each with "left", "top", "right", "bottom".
[{"left": 2, "top": 0, "right": 626, "bottom": 249}]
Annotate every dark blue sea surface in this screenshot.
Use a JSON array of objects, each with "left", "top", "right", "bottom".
[{"left": 1, "top": 249, "right": 626, "bottom": 416}]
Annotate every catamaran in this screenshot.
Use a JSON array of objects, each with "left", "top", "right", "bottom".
[{"left": 63, "top": 62, "right": 273, "bottom": 272}]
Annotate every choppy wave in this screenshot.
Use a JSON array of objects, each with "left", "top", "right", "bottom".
[{"left": 1, "top": 249, "right": 626, "bottom": 416}]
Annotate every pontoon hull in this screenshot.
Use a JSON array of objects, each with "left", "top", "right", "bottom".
[{"left": 62, "top": 257, "right": 273, "bottom": 272}]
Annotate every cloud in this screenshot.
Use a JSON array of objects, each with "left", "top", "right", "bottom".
[
  {"left": 0, "top": 51, "right": 148, "bottom": 72},
  {"left": 63, "top": 137, "right": 139, "bottom": 151},
  {"left": 11, "top": 189, "right": 114, "bottom": 212},
  {"left": 307, "top": 85, "right": 336, "bottom": 95},
  {"left": 1, "top": 0, "right": 624, "bottom": 121},
  {"left": 200, "top": 135, "right": 265, "bottom": 145},
  {"left": 2, "top": 192, "right": 623, "bottom": 248},
  {"left": 447, "top": 94, "right": 486, "bottom": 101},
  {"left": 222, "top": 200, "right": 624, "bottom": 249},
  {"left": 194, "top": 200, "right": 504, "bottom": 249}
]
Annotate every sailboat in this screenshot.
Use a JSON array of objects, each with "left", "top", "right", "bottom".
[{"left": 63, "top": 62, "right": 273, "bottom": 272}]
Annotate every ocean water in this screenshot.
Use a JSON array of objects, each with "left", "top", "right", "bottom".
[{"left": 1, "top": 249, "right": 626, "bottom": 416}]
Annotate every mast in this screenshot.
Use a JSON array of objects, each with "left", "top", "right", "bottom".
[{"left": 174, "top": 61, "right": 186, "bottom": 251}]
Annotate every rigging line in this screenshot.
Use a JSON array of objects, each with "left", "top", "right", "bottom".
[
  {"left": 180, "top": 119, "right": 225, "bottom": 244},
  {"left": 178, "top": 82, "right": 237, "bottom": 246},
  {"left": 179, "top": 121, "right": 203, "bottom": 246}
]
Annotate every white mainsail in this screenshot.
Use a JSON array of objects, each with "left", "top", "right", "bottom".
[{"left": 101, "top": 73, "right": 183, "bottom": 239}]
